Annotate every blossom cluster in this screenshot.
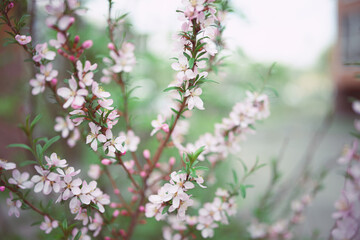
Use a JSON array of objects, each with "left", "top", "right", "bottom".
[
  {"left": 146, "top": 170, "right": 205, "bottom": 221},
  {"left": 330, "top": 100, "right": 360, "bottom": 240},
  {"left": 174, "top": 91, "right": 270, "bottom": 165},
  {"left": 101, "top": 42, "right": 136, "bottom": 84},
  {"left": 248, "top": 194, "right": 313, "bottom": 240}
]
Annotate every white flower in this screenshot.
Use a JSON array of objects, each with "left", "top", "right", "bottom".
[
  {"left": 196, "top": 216, "right": 218, "bottom": 238},
  {"left": 40, "top": 63, "right": 58, "bottom": 81},
  {"left": 103, "top": 131, "right": 126, "bottom": 154},
  {"left": 54, "top": 116, "right": 74, "bottom": 138},
  {"left": 33, "top": 43, "right": 56, "bottom": 62},
  {"left": 0, "top": 159, "right": 16, "bottom": 170},
  {"left": 57, "top": 177, "right": 82, "bottom": 202},
  {"left": 29, "top": 74, "right": 46, "bottom": 95},
  {"left": 49, "top": 32, "right": 66, "bottom": 49},
  {"left": 40, "top": 216, "right": 58, "bottom": 234},
  {"left": 171, "top": 55, "right": 196, "bottom": 81},
  {"left": 67, "top": 128, "right": 80, "bottom": 148},
  {"left": 15, "top": 34, "right": 31, "bottom": 45},
  {"left": 86, "top": 122, "right": 106, "bottom": 151},
  {"left": 57, "top": 77, "right": 88, "bottom": 109},
  {"left": 151, "top": 114, "right": 169, "bottom": 136},
  {"left": 6, "top": 192, "right": 21, "bottom": 218},
  {"left": 88, "top": 212, "right": 103, "bottom": 237},
  {"left": 45, "top": 152, "right": 68, "bottom": 168},
  {"left": 247, "top": 222, "right": 268, "bottom": 239},
  {"left": 72, "top": 227, "right": 91, "bottom": 240},
  {"left": 120, "top": 130, "right": 140, "bottom": 152},
  {"left": 8, "top": 169, "right": 34, "bottom": 189},
  {"left": 185, "top": 88, "right": 204, "bottom": 110},
  {"left": 88, "top": 164, "right": 101, "bottom": 180},
  {"left": 77, "top": 60, "right": 97, "bottom": 88},
  {"left": 31, "top": 166, "right": 60, "bottom": 195}
]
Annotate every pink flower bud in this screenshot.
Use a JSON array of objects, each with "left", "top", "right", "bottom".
[
  {"left": 131, "top": 195, "right": 138, "bottom": 202},
  {"left": 128, "top": 187, "right": 134, "bottom": 193},
  {"left": 101, "top": 159, "right": 112, "bottom": 165},
  {"left": 139, "top": 206, "right": 145, "bottom": 212},
  {"left": 140, "top": 171, "right": 146, "bottom": 178},
  {"left": 161, "top": 123, "right": 169, "bottom": 133},
  {"left": 8, "top": 2, "right": 14, "bottom": 9},
  {"left": 113, "top": 210, "right": 120, "bottom": 217},
  {"left": 108, "top": 43, "right": 115, "bottom": 50},
  {"left": 143, "top": 149, "right": 150, "bottom": 159},
  {"left": 57, "top": 49, "right": 64, "bottom": 55},
  {"left": 110, "top": 202, "right": 117, "bottom": 208},
  {"left": 0, "top": 186, "right": 5, "bottom": 192},
  {"left": 82, "top": 40, "right": 93, "bottom": 49},
  {"left": 104, "top": 237, "right": 111, "bottom": 240},
  {"left": 121, "top": 151, "right": 126, "bottom": 156},
  {"left": 69, "top": 55, "right": 76, "bottom": 62},
  {"left": 114, "top": 188, "right": 120, "bottom": 195},
  {"left": 119, "top": 229, "right": 126, "bottom": 237},
  {"left": 74, "top": 35, "right": 80, "bottom": 44},
  {"left": 51, "top": 78, "right": 58, "bottom": 86},
  {"left": 169, "top": 157, "right": 176, "bottom": 166},
  {"left": 155, "top": 163, "right": 161, "bottom": 168},
  {"left": 121, "top": 210, "right": 128, "bottom": 216}
]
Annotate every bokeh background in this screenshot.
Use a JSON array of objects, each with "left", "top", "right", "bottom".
[{"left": 1, "top": 0, "right": 359, "bottom": 239}]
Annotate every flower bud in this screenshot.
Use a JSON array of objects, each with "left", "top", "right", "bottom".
[
  {"left": 140, "top": 171, "right": 147, "bottom": 178},
  {"left": 50, "top": 78, "right": 58, "bottom": 86},
  {"left": 0, "top": 186, "right": 5, "bottom": 192},
  {"left": 162, "top": 123, "right": 169, "bottom": 133},
  {"left": 113, "top": 210, "right": 120, "bottom": 217},
  {"left": 121, "top": 210, "right": 128, "bottom": 216},
  {"left": 169, "top": 157, "right": 176, "bottom": 166},
  {"left": 82, "top": 40, "right": 93, "bottom": 49},
  {"left": 101, "top": 159, "right": 112, "bottom": 165},
  {"left": 74, "top": 35, "right": 80, "bottom": 44},
  {"left": 114, "top": 188, "right": 120, "bottom": 195},
  {"left": 139, "top": 205, "right": 145, "bottom": 212},
  {"left": 7, "top": 2, "right": 14, "bottom": 10},
  {"left": 110, "top": 202, "right": 117, "bottom": 208},
  {"left": 104, "top": 237, "right": 111, "bottom": 240},
  {"left": 108, "top": 43, "right": 115, "bottom": 50},
  {"left": 143, "top": 149, "right": 150, "bottom": 159},
  {"left": 131, "top": 195, "right": 138, "bottom": 202}
]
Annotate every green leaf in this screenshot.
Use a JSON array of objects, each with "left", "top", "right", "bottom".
[
  {"left": 351, "top": 132, "right": 360, "bottom": 139},
  {"left": 162, "top": 205, "right": 170, "bottom": 214},
  {"left": 7, "top": 143, "right": 33, "bottom": 153},
  {"left": 30, "top": 221, "right": 42, "bottom": 226},
  {"left": 188, "top": 58, "right": 195, "bottom": 69},
  {"left": 19, "top": 160, "right": 37, "bottom": 167},
  {"left": 69, "top": 114, "right": 87, "bottom": 120},
  {"left": 42, "top": 135, "right": 60, "bottom": 153},
  {"left": 62, "top": 219, "right": 68, "bottom": 230},
  {"left": 30, "top": 114, "right": 42, "bottom": 130},
  {"left": 195, "top": 42, "right": 207, "bottom": 52},
  {"left": 183, "top": 52, "right": 191, "bottom": 60},
  {"left": 193, "top": 146, "right": 205, "bottom": 161},
  {"left": 194, "top": 166, "right": 208, "bottom": 171},
  {"left": 74, "top": 231, "right": 82, "bottom": 240},
  {"left": 232, "top": 170, "right": 238, "bottom": 184},
  {"left": 163, "top": 86, "right": 182, "bottom": 92}
]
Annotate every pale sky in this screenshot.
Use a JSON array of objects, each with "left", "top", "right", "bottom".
[{"left": 85, "top": 0, "right": 337, "bottom": 69}]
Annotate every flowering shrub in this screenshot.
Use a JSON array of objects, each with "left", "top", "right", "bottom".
[{"left": 0, "top": 0, "right": 359, "bottom": 239}]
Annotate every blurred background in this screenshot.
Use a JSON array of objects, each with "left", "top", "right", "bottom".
[{"left": 1, "top": 0, "right": 360, "bottom": 239}]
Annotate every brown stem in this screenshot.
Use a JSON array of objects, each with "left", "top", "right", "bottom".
[
  {"left": 103, "top": 166, "right": 132, "bottom": 213},
  {"left": 116, "top": 153, "right": 140, "bottom": 190}
]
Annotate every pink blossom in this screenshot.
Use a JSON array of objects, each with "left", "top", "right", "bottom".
[
  {"left": 185, "top": 87, "right": 204, "bottom": 110},
  {"left": 29, "top": 74, "right": 46, "bottom": 95},
  {"left": 151, "top": 114, "right": 169, "bottom": 136},
  {"left": 67, "top": 127, "right": 80, "bottom": 147},
  {"left": 86, "top": 122, "right": 107, "bottom": 151},
  {"left": 40, "top": 216, "right": 58, "bottom": 234},
  {"left": 54, "top": 116, "right": 74, "bottom": 138},
  {"left": 33, "top": 43, "right": 56, "bottom": 62},
  {"left": 88, "top": 212, "right": 103, "bottom": 237},
  {"left": 49, "top": 32, "right": 66, "bottom": 49},
  {"left": 6, "top": 192, "right": 22, "bottom": 218},
  {"left": 57, "top": 77, "right": 88, "bottom": 109},
  {"left": 40, "top": 63, "right": 58, "bottom": 82},
  {"left": 88, "top": 164, "right": 101, "bottom": 180},
  {"left": 0, "top": 159, "right": 16, "bottom": 170},
  {"left": 31, "top": 165, "right": 60, "bottom": 195},
  {"left": 8, "top": 169, "right": 34, "bottom": 189},
  {"left": 15, "top": 34, "right": 31, "bottom": 45}
]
